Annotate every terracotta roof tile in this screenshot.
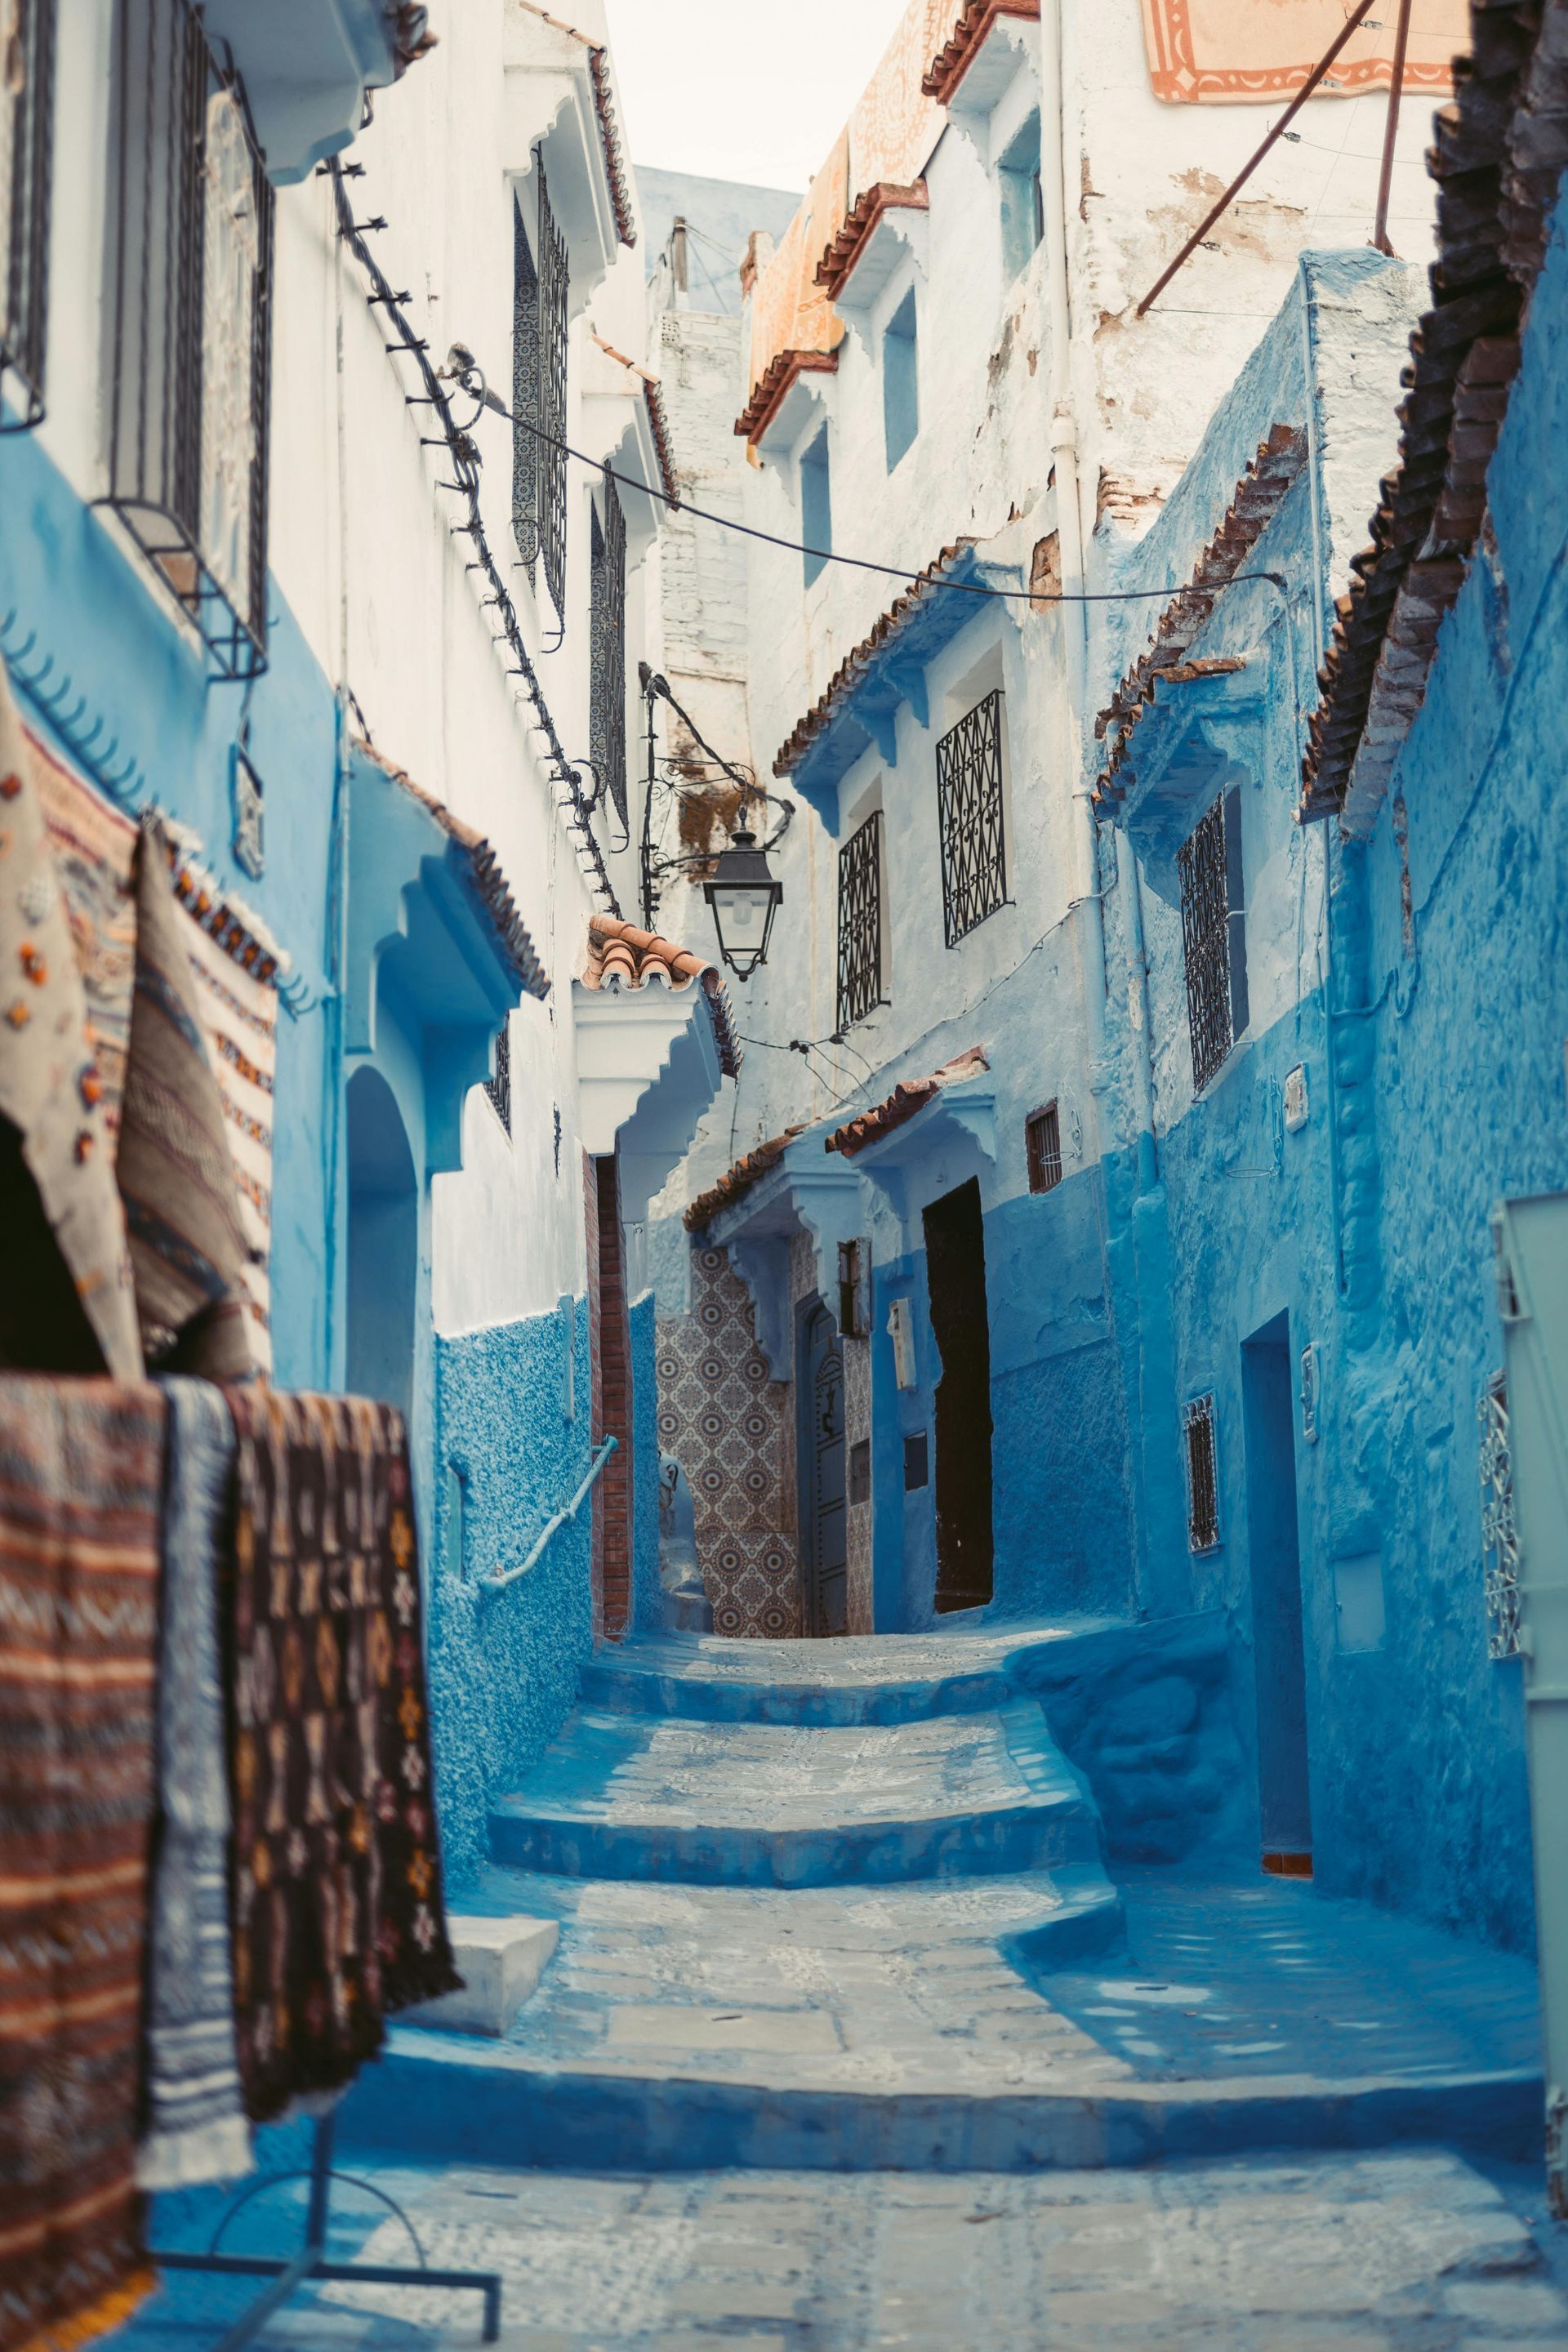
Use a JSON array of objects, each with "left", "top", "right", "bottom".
[
  {"left": 586, "top": 47, "right": 638, "bottom": 249},
  {"left": 589, "top": 333, "right": 679, "bottom": 507},
  {"left": 922, "top": 0, "right": 1039, "bottom": 105},
  {"left": 1299, "top": 0, "right": 1568, "bottom": 829},
  {"left": 1094, "top": 425, "right": 1307, "bottom": 809},
  {"left": 355, "top": 737, "right": 551, "bottom": 999},
  {"left": 825, "top": 1046, "right": 988, "bottom": 1159},
  {"left": 734, "top": 347, "right": 840, "bottom": 449},
  {"left": 773, "top": 541, "right": 978, "bottom": 781},
  {"left": 814, "top": 180, "right": 929, "bottom": 301},
  {"left": 583, "top": 915, "right": 741, "bottom": 1077},
  {"left": 683, "top": 1125, "right": 808, "bottom": 1232}
]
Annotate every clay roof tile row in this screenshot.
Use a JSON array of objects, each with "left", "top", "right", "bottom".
[
  {"left": 921, "top": 0, "right": 1039, "bottom": 105},
  {"left": 356, "top": 738, "right": 551, "bottom": 999},
  {"left": 1299, "top": 0, "right": 1568, "bottom": 829},
  {"left": 733, "top": 347, "right": 840, "bottom": 448},
  {"left": 583, "top": 915, "right": 741, "bottom": 1078},
  {"left": 772, "top": 541, "right": 978, "bottom": 782},
  {"left": 683, "top": 1125, "right": 808, "bottom": 1232},
  {"left": 813, "top": 180, "right": 930, "bottom": 302},
  {"left": 587, "top": 47, "right": 637, "bottom": 249},
  {"left": 1093, "top": 425, "right": 1307, "bottom": 808},
  {"left": 824, "top": 1046, "right": 989, "bottom": 1159}
]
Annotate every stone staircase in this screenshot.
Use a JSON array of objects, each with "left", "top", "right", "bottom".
[{"left": 340, "top": 1628, "right": 1542, "bottom": 2176}]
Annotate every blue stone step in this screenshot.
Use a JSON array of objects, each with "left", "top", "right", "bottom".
[
  {"left": 578, "top": 1625, "right": 1116, "bottom": 1727},
  {"left": 487, "top": 1698, "right": 1106, "bottom": 1888}
]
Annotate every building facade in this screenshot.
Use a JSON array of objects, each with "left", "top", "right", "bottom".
[
  {"left": 0, "top": 0, "right": 738, "bottom": 1892},
  {"left": 646, "top": 0, "right": 1563, "bottom": 1963}
]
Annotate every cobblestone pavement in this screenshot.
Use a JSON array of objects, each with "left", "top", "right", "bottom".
[{"left": 123, "top": 2148, "right": 1568, "bottom": 2351}]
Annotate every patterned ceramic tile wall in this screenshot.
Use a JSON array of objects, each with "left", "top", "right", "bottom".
[{"left": 656, "top": 1244, "right": 800, "bottom": 1637}]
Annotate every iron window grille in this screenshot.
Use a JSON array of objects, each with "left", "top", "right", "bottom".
[
  {"left": 836, "top": 810, "right": 884, "bottom": 1032},
  {"left": 0, "top": 0, "right": 55, "bottom": 431},
  {"left": 1178, "top": 785, "right": 1250, "bottom": 1093},
  {"left": 590, "top": 470, "right": 627, "bottom": 832},
  {"left": 104, "top": 0, "right": 272, "bottom": 679},
  {"left": 511, "top": 163, "right": 568, "bottom": 621},
  {"left": 1026, "top": 1101, "right": 1062, "bottom": 1195},
  {"left": 483, "top": 1018, "right": 511, "bottom": 1134},
  {"left": 937, "top": 688, "right": 1008, "bottom": 947},
  {"left": 1478, "top": 1372, "right": 1522, "bottom": 1661},
  {"left": 1182, "top": 1392, "right": 1221, "bottom": 1552}
]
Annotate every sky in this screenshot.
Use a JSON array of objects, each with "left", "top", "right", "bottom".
[{"left": 604, "top": 0, "right": 911, "bottom": 195}]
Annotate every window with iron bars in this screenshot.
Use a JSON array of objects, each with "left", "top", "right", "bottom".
[
  {"left": 105, "top": 0, "right": 273, "bottom": 679},
  {"left": 590, "top": 471, "right": 627, "bottom": 832},
  {"left": 483, "top": 1018, "right": 511, "bottom": 1135},
  {"left": 836, "top": 810, "right": 884, "bottom": 1032},
  {"left": 511, "top": 163, "right": 568, "bottom": 621},
  {"left": 1178, "top": 786, "right": 1250, "bottom": 1093},
  {"left": 0, "top": 0, "right": 55, "bottom": 431},
  {"left": 936, "top": 688, "right": 1008, "bottom": 947},
  {"left": 1026, "top": 1101, "right": 1062, "bottom": 1195},
  {"left": 1183, "top": 1392, "right": 1221, "bottom": 1552}
]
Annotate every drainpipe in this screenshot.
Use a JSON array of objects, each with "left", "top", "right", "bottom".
[{"left": 1039, "top": 0, "right": 1107, "bottom": 1146}]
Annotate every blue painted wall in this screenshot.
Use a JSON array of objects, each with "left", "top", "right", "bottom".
[
  {"left": 428, "top": 1301, "right": 595, "bottom": 1891},
  {"left": 1067, "top": 230, "right": 1568, "bottom": 1953},
  {"left": 0, "top": 428, "right": 341, "bottom": 1391}
]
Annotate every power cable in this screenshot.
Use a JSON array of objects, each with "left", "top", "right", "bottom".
[
  {"left": 328, "top": 169, "right": 619, "bottom": 915},
  {"left": 445, "top": 356, "right": 1287, "bottom": 612}
]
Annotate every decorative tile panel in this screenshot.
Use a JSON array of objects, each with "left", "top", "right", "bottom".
[{"left": 657, "top": 1244, "right": 799, "bottom": 1638}]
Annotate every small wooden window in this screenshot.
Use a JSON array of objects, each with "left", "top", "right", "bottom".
[
  {"left": 1183, "top": 1392, "right": 1221, "bottom": 1552},
  {"left": 837, "top": 1238, "right": 867, "bottom": 1339},
  {"left": 1026, "top": 1100, "right": 1062, "bottom": 1195}
]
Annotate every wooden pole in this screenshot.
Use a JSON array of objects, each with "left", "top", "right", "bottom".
[
  {"left": 1135, "top": 0, "right": 1380, "bottom": 317},
  {"left": 1373, "top": 0, "right": 1415, "bottom": 255}
]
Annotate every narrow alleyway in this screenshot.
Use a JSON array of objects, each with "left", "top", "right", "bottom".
[{"left": 127, "top": 1631, "right": 1563, "bottom": 2350}]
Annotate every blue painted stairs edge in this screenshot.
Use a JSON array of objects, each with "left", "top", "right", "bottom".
[{"left": 486, "top": 1695, "right": 1107, "bottom": 1890}]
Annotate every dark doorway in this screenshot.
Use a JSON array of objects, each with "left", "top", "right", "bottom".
[
  {"left": 797, "top": 1301, "right": 847, "bottom": 1637},
  {"left": 1241, "top": 1312, "right": 1312, "bottom": 1871},
  {"left": 923, "top": 1177, "right": 994, "bottom": 1612},
  {"left": 345, "top": 1066, "right": 416, "bottom": 1424},
  {"left": 590, "top": 1153, "right": 634, "bottom": 1642}
]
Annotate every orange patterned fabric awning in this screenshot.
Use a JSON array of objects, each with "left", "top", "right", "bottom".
[
  {"left": 740, "top": 0, "right": 955, "bottom": 443},
  {"left": 1140, "top": 0, "right": 1465, "bottom": 103},
  {"left": 742, "top": 131, "right": 850, "bottom": 433}
]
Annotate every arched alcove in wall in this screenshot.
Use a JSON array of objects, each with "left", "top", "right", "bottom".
[{"left": 346, "top": 1063, "right": 417, "bottom": 1425}]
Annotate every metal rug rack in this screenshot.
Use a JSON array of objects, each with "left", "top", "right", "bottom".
[{"left": 149, "top": 2104, "right": 502, "bottom": 2350}]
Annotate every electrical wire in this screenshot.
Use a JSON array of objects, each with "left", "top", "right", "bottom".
[
  {"left": 448, "top": 359, "right": 1287, "bottom": 612},
  {"left": 328, "top": 168, "right": 619, "bottom": 915}
]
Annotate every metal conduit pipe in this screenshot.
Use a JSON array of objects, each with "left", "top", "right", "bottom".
[{"left": 1041, "top": 0, "right": 1148, "bottom": 1178}]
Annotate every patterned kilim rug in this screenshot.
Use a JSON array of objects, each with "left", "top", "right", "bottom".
[
  {"left": 28, "top": 745, "right": 281, "bottom": 1377},
  {"left": 222, "top": 1390, "right": 461, "bottom": 2124},
  {"left": 0, "top": 1377, "right": 165, "bottom": 2352}
]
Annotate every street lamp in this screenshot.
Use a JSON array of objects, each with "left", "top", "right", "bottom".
[{"left": 703, "top": 821, "right": 782, "bottom": 979}]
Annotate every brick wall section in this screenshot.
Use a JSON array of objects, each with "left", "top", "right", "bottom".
[{"left": 591, "top": 1153, "right": 634, "bottom": 1640}]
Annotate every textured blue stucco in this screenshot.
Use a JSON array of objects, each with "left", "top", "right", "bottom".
[
  {"left": 426, "top": 1301, "right": 595, "bottom": 1892},
  {"left": 1071, "top": 231, "right": 1568, "bottom": 1954}
]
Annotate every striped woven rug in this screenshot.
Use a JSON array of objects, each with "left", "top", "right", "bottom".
[{"left": 0, "top": 1378, "right": 165, "bottom": 2352}]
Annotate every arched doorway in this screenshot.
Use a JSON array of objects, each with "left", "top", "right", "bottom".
[{"left": 346, "top": 1065, "right": 416, "bottom": 1424}]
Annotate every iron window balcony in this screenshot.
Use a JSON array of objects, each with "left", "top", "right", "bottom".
[{"left": 103, "top": 0, "right": 274, "bottom": 680}]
